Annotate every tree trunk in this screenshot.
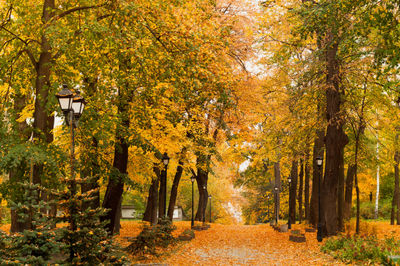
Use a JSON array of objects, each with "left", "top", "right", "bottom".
[
  {"left": 289, "top": 160, "right": 298, "bottom": 224},
  {"left": 344, "top": 164, "right": 356, "bottom": 220},
  {"left": 298, "top": 158, "right": 304, "bottom": 223},
  {"left": 338, "top": 146, "right": 345, "bottom": 231},
  {"left": 143, "top": 166, "right": 161, "bottom": 224},
  {"left": 32, "top": 0, "right": 55, "bottom": 186},
  {"left": 322, "top": 33, "right": 348, "bottom": 236},
  {"left": 101, "top": 97, "right": 129, "bottom": 234},
  {"left": 167, "top": 161, "right": 184, "bottom": 220},
  {"left": 310, "top": 130, "right": 324, "bottom": 227},
  {"left": 304, "top": 146, "right": 311, "bottom": 222},
  {"left": 195, "top": 168, "right": 208, "bottom": 222}
]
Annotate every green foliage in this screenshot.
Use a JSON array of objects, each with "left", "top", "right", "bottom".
[
  {"left": 126, "top": 218, "right": 177, "bottom": 256},
  {"left": 0, "top": 183, "right": 61, "bottom": 265},
  {"left": 322, "top": 234, "right": 400, "bottom": 264},
  {"left": 56, "top": 176, "right": 128, "bottom": 265}
]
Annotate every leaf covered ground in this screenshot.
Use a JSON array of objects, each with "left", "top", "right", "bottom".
[
  {"left": 2, "top": 220, "right": 400, "bottom": 265},
  {"left": 118, "top": 221, "right": 344, "bottom": 265}
]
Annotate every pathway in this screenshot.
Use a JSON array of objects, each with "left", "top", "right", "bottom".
[{"left": 161, "top": 223, "right": 344, "bottom": 265}]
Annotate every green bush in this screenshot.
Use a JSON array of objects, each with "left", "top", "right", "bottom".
[
  {"left": 126, "top": 218, "right": 177, "bottom": 256},
  {"left": 322, "top": 234, "right": 400, "bottom": 264}
]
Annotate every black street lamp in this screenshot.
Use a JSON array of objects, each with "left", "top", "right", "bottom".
[
  {"left": 161, "top": 152, "right": 170, "bottom": 218},
  {"left": 208, "top": 195, "right": 212, "bottom": 223},
  {"left": 316, "top": 156, "right": 323, "bottom": 242},
  {"left": 55, "top": 84, "right": 85, "bottom": 262},
  {"left": 288, "top": 176, "right": 292, "bottom": 229},
  {"left": 274, "top": 186, "right": 279, "bottom": 225},
  {"left": 191, "top": 176, "right": 195, "bottom": 228}
]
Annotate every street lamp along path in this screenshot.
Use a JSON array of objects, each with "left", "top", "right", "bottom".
[{"left": 55, "top": 84, "right": 86, "bottom": 262}]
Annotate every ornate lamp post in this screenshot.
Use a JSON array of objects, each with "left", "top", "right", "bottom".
[
  {"left": 316, "top": 156, "right": 323, "bottom": 242},
  {"left": 288, "top": 176, "right": 292, "bottom": 229},
  {"left": 208, "top": 195, "right": 212, "bottom": 223},
  {"left": 191, "top": 176, "right": 195, "bottom": 228},
  {"left": 161, "top": 152, "right": 170, "bottom": 218},
  {"left": 55, "top": 84, "right": 85, "bottom": 262}
]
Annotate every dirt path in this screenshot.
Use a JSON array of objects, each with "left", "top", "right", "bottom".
[{"left": 162, "top": 223, "right": 344, "bottom": 265}]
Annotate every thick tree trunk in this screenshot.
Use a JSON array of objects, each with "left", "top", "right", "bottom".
[
  {"left": 304, "top": 147, "right": 311, "bottom": 222},
  {"left": 310, "top": 130, "right": 324, "bottom": 227},
  {"left": 32, "top": 0, "right": 55, "bottom": 186},
  {"left": 101, "top": 98, "right": 129, "bottom": 234},
  {"left": 322, "top": 33, "right": 348, "bottom": 236},
  {"left": 195, "top": 168, "right": 208, "bottom": 221},
  {"left": 143, "top": 166, "right": 160, "bottom": 224},
  {"left": 344, "top": 164, "right": 356, "bottom": 220},
  {"left": 338, "top": 146, "right": 345, "bottom": 231},
  {"left": 167, "top": 161, "right": 184, "bottom": 221},
  {"left": 289, "top": 160, "right": 298, "bottom": 224},
  {"left": 298, "top": 159, "right": 304, "bottom": 223}
]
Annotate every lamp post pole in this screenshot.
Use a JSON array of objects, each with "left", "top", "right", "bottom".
[
  {"left": 69, "top": 109, "right": 77, "bottom": 262},
  {"left": 316, "top": 156, "right": 323, "bottom": 242},
  {"left": 191, "top": 177, "right": 195, "bottom": 228},
  {"left": 56, "top": 84, "right": 85, "bottom": 262},
  {"left": 161, "top": 153, "right": 170, "bottom": 218}
]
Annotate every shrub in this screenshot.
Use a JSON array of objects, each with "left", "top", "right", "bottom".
[
  {"left": 126, "top": 217, "right": 177, "bottom": 256},
  {"left": 322, "top": 233, "right": 400, "bottom": 264}
]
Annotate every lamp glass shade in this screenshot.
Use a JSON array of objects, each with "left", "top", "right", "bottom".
[
  {"left": 191, "top": 177, "right": 195, "bottom": 183},
  {"left": 162, "top": 152, "right": 170, "bottom": 166},
  {"left": 56, "top": 85, "right": 73, "bottom": 112},
  {"left": 274, "top": 187, "right": 278, "bottom": 191},
  {"left": 288, "top": 177, "right": 292, "bottom": 183},
  {"left": 316, "top": 157, "right": 323, "bottom": 166},
  {"left": 208, "top": 195, "right": 212, "bottom": 199}
]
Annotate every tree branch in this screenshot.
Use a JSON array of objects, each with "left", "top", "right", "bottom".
[{"left": 52, "top": 3, "right": 108, "bottom": 22}]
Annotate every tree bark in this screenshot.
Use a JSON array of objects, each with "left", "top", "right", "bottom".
[
  {"left": 195, "top": 167, "right": 208, "bottom": 221},
  {"left": 310, "top": 130, "right": 324, "bottom": 227},
  {"left": 298, "top": 158, "right": 304, "bottom": 223},
  {"left": 322, "top": 32, "right": 348, "bottom": 236},
  {"left": 289, "top": 160, "right": 298, "bottom": 224},
  {"left": 101, "top": 96, "right": 129, "bottom": 234},
  {"left": 167, "top": 161, "right": 184, "bottom": 221},
  {"left": 338, "top": 146, "right": 345, "bottom": 231},
  {"left": 32, "top": 0, "right": 56, "bottom": 186},
  {"left": 344, "top": 164, "right": 356, "bottom": 220},
  {"left": 143, "top": 166, "right": 161, "bottom": 224}
]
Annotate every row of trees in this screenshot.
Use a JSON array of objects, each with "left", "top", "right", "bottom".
[
  {"left": 0, "top": 0, "right": 254, "bottom": 234},
  {"left": 239, "top": 0, "right": 400, "bottom": 235}
]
